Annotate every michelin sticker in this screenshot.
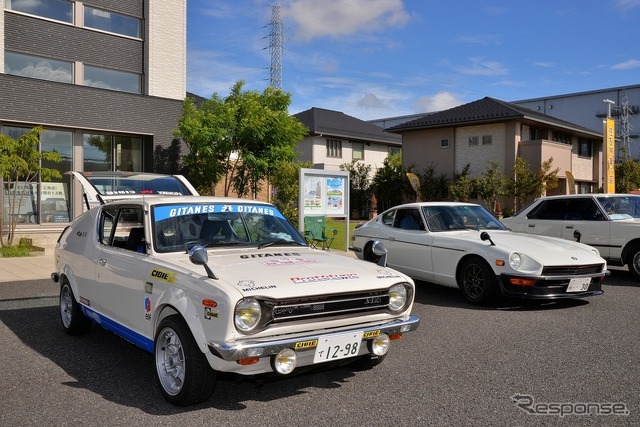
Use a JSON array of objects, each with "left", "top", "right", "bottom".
[{"left": 153, "top": 203, "right": 285, "bottom": 222}]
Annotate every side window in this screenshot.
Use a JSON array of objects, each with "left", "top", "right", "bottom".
[
  {"left": 393, "top": 208, "right": 425, "bottom": 231},
  {"left": 527, "top": 200, "right": 566, "bottom": 220},
  {"left": 381, "top": 210, "right": 395, "bottom": 227},
  {"left": 563, "top": 199, "right": 602, "bottom": 221},
  {"left": 99, "top": 208, "right": 118, "bottom": 244},
  {"left": 111, "top": 207, "right": 146, "bottom": 253}
]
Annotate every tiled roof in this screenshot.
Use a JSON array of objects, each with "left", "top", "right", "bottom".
[
  {"left": 386, "top": 97, "right": 601, "bottom": 137},
  {"left": 294, "top": 107, "right": 402, "bottom": 145}
]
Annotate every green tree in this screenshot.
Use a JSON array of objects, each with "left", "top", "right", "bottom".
[
  {"left": 476, "top": 160, "right": 507, "bottom": 214},
  {"left": 419, "top": 163, "right": 449, "bottom": 201},
  {"left": 371, "top": 152, "right": 409, "bottom": 212},
  {"left": 615, "top": 148, "right": 640, "bottom": 193},
  {"left": 271, "top": 160, "right": 312, "bottom": 225},
  {"left": 448, "top": 164, "right": 475, "bottom": 202},
  {"left": 340, "top": 159, "right": 372, "bottom": 219},
  {"left": 507, "top": 157, "right": 559, "bottom": 211},
  {"left": 174, "top": 81, "right": 307, "bottom": 196},
  {"left": 0, "top": 127, "right": 62, "bottom": 247}
]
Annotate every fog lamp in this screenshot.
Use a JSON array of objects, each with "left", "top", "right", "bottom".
[
  {"left": 369, "top": 333, "right": 390, "bottom": 356},
  {"left": 272, "top": 348, "right": 297, "bottom": 374}
]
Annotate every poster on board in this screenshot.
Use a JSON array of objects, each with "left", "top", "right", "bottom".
[{"left": 299, "top": 169, "right": 349, "bottom": 217}]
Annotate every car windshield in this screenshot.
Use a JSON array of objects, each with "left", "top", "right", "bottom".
[
  {"left": 151, "top": 202, "right": 306, "bottom": 253},
  {"left": 596, "top": 195, "right": 640, "bottom": 219},
  {"left": 422, "top": 205, "right": 506, "bottom": 232}
]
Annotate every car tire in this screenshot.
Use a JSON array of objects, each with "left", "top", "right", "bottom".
[
  {"left": 627, "top": 245, "right": 640, "bottom": 280},
  {"left": 59, "top": 280, "right": 92, "bottom": 334},
  {"left": 350, "top": 354, "right": 386, "bottom": 370},
  {"left": 154, "top": 315, "right": 216, "bottom": 406},
  {"left": 363, "top": 242, "right": 380, "bottom": 263},
  {"left": 458, "top": 257, "right": 498, "bottom": 305}
]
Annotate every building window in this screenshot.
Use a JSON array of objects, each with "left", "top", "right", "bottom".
[
  {"left": 389, "top": 146, "right": 401, "bottom": 156},
  {"left": 326, "top": 139, "right": 342, "bottom": 158},
  {"left": 530, "top": 127, "right": 542, "bottom": 140},
  {"left": 352, "top": 141, "right": 364, "bottom": 160},
  {"left": 84, "top": 134, "right": 143, "bottom": 172},
  {"left": 5, "top": 0, "right": 73, "bottom": 23},
  {"left": 482, "top": 135, "right": 492, "bottom": 145},
  {"left": 552, "top": 131, "right": 572, "bottom": 145},
  {"left": 440, "top": 138, "right": 449, "bottom": 148},
  {"left": 4, "top": 51, "right": 73, "bottom": 84},
  {"left": 84, "top": 65, "right": 141, "bottom": 94},
  {"left": 468, "top": 136, "right": 479, "bottom": 146},
  {"left": 84, "top": 6, "right": 141, "bottom": 38},
  {"left": 578, "top": 182, "right": 593, "bottom": 194},
  {"left": 577, "top": 139, "right": 592, "bottom": 157}
]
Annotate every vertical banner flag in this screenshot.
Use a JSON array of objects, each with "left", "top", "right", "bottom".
[
  {"left": 565, "top": 171, "right": 576, "bottom": 194},
  {"left": 605, "top": 118, "right": 615, "bottom": 194}
]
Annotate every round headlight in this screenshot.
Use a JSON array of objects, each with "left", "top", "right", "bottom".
[
  {"left": 272, "top": 348, "right": 297, "bottom": 374},
  {"left": 388, "top": 284, "right": 408, "bottom": 311},
  {"left": 509, "top": 253, "right": 522, "bottom": 270},
  {"left": 370, "top": 333, "right": 390, "bottom": 356},
  {"left": 235, "top": 298, "right": 261, "bottom": 331}
]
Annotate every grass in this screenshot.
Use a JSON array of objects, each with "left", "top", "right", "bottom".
[
  {"left": 0, "top": 238, "right": 42, "bottom": 257},
  {"left": 325, "top": 218, "right": 364, "bottom": 251}
]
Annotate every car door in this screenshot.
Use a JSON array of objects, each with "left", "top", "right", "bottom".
[
  {"left": 519, "top": 199, "right": 565, "bottom": 237},
  {"left": 385, "top": 207, "right": 435, "bottom": 281},
  {"left": 95, "top": 206, "right": 152, "bottom": 340},
  {"left": 560, "top": 197, "right": 611, "bottom": 258}
]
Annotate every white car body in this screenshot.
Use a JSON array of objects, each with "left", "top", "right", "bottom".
[
  {"left": 501, "top": 193, "right": 640, "bottom": 280},
  {"left": 350, "top": 202, "right": 608, "bottom": 304},
  {"left": 53, "top": 180, "right": 419, "bottom": 405}
]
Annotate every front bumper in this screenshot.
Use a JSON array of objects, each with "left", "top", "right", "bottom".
[
  {"left": 498, "top": 271, "right": 608, "bottom": 299},
  {"left": 208, "top": 315, "right": 420, "bottom": 361}
]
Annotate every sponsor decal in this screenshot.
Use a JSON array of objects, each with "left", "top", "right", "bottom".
[
  {"left": 238, "top": 280, "right": 255, "bottom": 289},
  {"left": 294, "top": 339, "right": 318, "bottom": 350},
  {"left": 76, "top": 231, "right": 87, "bottom": 238},
  {"left": 376, "top": 269, "right": 402, "bottom": 279},
  {"left": 240, "top": 252, "right": 301, "bottom": 259},
  {"left": 80, "top": 297, "right": 90, "bottom": 307},
  {"left": 204, "top": 307, "right": 219, "bottom": 320},
  {"left": 150, "top": 268, "right": 176, "bottom": 284},
  {"left": 262, "top": 257, "right": 321, "bottom": 267},
  {"left": 362, "top": 330, "right": 381, "bottom": 339},
  {"left": 290, "top": 273, "right": 359, "bottom": 284},
  {"left": 144, "top": 297, "right": 152, "bottom": 321},
  {"left": 153, "top": 204, "right": 285, "bottom": 222}
]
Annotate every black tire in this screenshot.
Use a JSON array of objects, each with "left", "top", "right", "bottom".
[
  {"left": 627, "top": 245, "right": 640, "bottom": 281},
  {"left": 350, "top": 354, "right": 387, "bottom": 370},
  {"left": 59, "top": 281, "right": 92, "bottom": 334},
  {"left": 154, "top": 315, "right": 216, "bottom": 406},
  {"left": 458, "top": 257, "right": 498, "bottom": 305},
  {"left": 363, "top": 242, "right": 380, "bottom": 264}
]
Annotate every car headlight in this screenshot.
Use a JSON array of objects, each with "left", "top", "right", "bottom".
[
  {"left": 388, "top": 284, "right": 408, "bottom": 312},
  {"left": 509, "top": 253, "right": 522, "bottom": 270},
  {"left": 235, "top": 298, "right": 262, "bottom": 332}
]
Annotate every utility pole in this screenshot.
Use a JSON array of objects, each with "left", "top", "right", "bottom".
[{"left": 268, "top": 4, "right": 283, "bottom": 89}]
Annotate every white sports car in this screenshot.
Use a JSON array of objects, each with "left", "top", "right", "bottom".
[
  {"left": 52, "top": 173, "right": 419, "bottom": 405},
  {"left": 350, "top": 202, "right": 608, "bottom": 305}
]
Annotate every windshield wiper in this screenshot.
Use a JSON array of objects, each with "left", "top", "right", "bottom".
[{"left": 257, "top": 239, "right": 305, "bottom": 249}]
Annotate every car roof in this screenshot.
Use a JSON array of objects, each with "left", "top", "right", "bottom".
[
  {"left": 533, "top": 193, "right": 640, "bottom": 201},
  {"left": 389, "top": 202, "right": 481, "bottom": 208}
]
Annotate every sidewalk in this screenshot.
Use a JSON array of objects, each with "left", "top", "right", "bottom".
[{"left": 0, "top": 247, "right": 56, "bottom": 283}]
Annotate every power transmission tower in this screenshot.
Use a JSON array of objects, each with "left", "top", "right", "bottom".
[
  {"left": 268, "top": 4, "right": 283, "bottom": 89},
  {"left": 620, "top": 91, "right": 634, "bottom": 156}
]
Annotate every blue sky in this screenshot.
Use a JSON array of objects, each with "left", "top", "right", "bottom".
[{"left": 187, "top": 0, "right": 640, "bottom": 121}]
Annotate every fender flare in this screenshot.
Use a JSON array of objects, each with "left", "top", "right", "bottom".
[{"left": 154, "top": 288, "right": 210, "bottom": 354}]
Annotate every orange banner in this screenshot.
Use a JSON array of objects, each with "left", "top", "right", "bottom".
[{"left": 605, "top": 118, "right": 615, "bottom": 193}]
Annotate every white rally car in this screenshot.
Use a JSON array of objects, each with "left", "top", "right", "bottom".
[{"left": 53, "top": 173, "right": 419, "bottom": 405}]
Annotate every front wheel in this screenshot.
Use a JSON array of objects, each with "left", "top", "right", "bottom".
[
  {"left": 154, "top": 315, "right": 216, "bottom": 406},
  {"left": 363, "top": 242, "right": 380, "bottom": 264},
  {"left": 59, "top": 281, "right": 92, "bottom": 334},
  {"left": 627, "top": 245, "right": 640, "bottom": 281},
  {"left": 458, "top": 257, "right": 498, "bottom": 305}
]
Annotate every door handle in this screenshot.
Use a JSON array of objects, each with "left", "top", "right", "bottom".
[
  {"left": 565, "top": 225, "right": 574, "bottom": 229},
  {"left": 527, "top": 224, "right": 535, "bottom": 227},
  {"left": 98, "top": 258, "right": 107, "bottom": 266}
]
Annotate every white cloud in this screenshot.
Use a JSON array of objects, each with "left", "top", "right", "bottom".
[
  {"left": 453, "top": 35, "right": 502, "bottom": 46},
  {"left": 280, "top": 0, "right": 411, "bottom": 41},
  {"left": 457, "top": 57, "right": 509, "bottom": 76},
  {"left": 613, "top": 0, "right": 640, "bottom": 10},
  {"left": 532, "top": 61, "right": 557, "bottom": 68},
  {"left": 610, "top": 59, "right": 640, "bottom": 70},
  {"left": 413, "top": 92, "right": 462, "bottom": 113}
]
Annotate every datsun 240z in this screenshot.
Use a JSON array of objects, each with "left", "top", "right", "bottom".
[{"left": 52, "top": 173, "right": 419, "bottom": 405}]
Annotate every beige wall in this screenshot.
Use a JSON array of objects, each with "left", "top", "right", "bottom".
[
  {"left": 455, "top": 123, "right": 507, "bottom": 175},
  {"left": 401, "top": 128, "right": 455, "bottom": 177}
]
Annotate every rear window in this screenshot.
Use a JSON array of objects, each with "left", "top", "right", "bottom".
[{"left": 83, "top": 174, "right": 193, "bottom": 197}]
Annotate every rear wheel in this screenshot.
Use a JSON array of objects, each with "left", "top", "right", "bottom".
[
  {"left": 458, "top": 257, "right": 498, "bottom": 305},
  {"left": 154, "top": 315, "right": 216, "bottom": 406},
  {"left": 59, "top": 281, "right": 92, "bottom": 334},
  {"left": 627, "top": 245, "right": 640, "bottom": 280}
]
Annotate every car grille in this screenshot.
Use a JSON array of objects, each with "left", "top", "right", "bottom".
[
  {"left": 267, "top": 290, "right": 391, "bottom": 323},
  {"left": 541, "top": 263, "right": 604, "bottom": 276}
]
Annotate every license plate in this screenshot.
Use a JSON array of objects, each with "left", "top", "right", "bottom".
[
  {"left": 313, "top": 331, "right": 363, "bottom": 363},
  {"left": 567, "top": 277, "right": 591, "bottom": 292}
]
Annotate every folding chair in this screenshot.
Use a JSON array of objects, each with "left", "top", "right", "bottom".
[{"left": 303, "top": 216, "right": 338, "bottom": 250}]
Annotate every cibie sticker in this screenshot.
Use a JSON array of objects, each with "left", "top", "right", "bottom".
[{"left": 150, "top": 268, "right": 176, "bottom": 284}]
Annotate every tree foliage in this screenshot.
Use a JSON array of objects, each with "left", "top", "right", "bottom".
[
  {"left": 448, "top": 164, "right": 474, "bottom": 202},
  {"left": 174, "top": 81, "right": 307, "bottom": 197},
  {"left": 371, "top": 153, "right": 409, "bottom": 212},
  {"left": 506, "top": 156, "right": 559, "bottom": 211},
  {"left": 0, "top": 127, "right": 61, "bottom": 247},
  {"left": 419, "top": 163, "right": 449, "bottom": 201},
  {"left": 615, "top": 148, "right": 640, "bottom": 193},
  {"left": 476, "top": 160, "right": 507, "bottom": 214},
  {"left": 340, "top": 159, "right": 372, "bottom": 218},
  {"left": 270, "top": 160, "right": 312, "bottom": 225}
]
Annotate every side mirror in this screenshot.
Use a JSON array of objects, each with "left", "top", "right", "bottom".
[
  {"left": 371, "top": 240, "right": 388, "bottom": 267},
  {"left": 188, "top": 245, "right": 218, "bottom": 279},
  {"left": 573, "top": 230, "right": 581, "bottom": 243},
  {"left": 480, "top": 231, "right": 495, "bottom": 246}
]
